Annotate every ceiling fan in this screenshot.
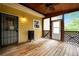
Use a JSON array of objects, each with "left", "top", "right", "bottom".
[{"left": 43, "top": 3, "right": 59, "bottom": 13}]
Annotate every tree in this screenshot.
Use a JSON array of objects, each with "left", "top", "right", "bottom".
[{"left": 65, "top": 19, "right": 79, "bottom": 31}]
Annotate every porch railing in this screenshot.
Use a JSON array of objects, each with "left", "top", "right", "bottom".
[
  {"left": 64, "top": 31, "right": 79, "bottom": 44},
  {"left": 43, "top": 30, "right": 50, "bottom": 38}
]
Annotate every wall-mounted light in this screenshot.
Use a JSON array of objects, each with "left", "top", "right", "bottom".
[{"left": 21, "top": 17, "right": 27, "bottom": 22}]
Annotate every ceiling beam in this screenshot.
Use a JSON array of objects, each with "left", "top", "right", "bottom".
[{"left": 1, "top": 3, "right": 45, "bottom": 18}]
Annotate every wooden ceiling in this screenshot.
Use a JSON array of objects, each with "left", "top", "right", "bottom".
[{"left": 20, "top": 3, "right": 79, "bottom": 18}]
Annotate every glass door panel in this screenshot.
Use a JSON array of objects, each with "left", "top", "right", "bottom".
[{"left": 52, "top": 21, "right": 61, "bottom": 40}]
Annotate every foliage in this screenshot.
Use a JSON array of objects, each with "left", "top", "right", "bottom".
[{"left": 65, "top": 19, "right": 79, "bottom": 31}]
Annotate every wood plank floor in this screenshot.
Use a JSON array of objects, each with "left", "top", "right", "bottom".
[{"left": 0, "top": 38, "right": 79, "bottom": 56}]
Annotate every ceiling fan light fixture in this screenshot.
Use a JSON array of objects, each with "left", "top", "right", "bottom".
[{"left": 45, "top": 3, "right": 52, "bottom": 7}]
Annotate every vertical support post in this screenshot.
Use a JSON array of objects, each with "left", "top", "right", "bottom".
[
  {"left": 50, "top": 17, "right": 52, "bottom": 39},
  {"left": 61, "top": 14, "right": 64, "bottom": 41},
  {"left": 42, "top": 18, "right": 44, "bottom": 37}
]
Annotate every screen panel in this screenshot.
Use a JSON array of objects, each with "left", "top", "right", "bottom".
[
  {"left": 44, "top": 18, "right": 50, "bottom": 30},
  {"left": 64, "top": 11, "right": 79, "bottom": 31}
]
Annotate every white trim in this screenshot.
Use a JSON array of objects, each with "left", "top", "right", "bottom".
[{"left": 1, "top": 3, "right": 45, "bottom": 18}]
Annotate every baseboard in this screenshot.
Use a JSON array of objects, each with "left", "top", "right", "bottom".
[{"left": 18, "top": 40, "right": 30, "bottom": 45}]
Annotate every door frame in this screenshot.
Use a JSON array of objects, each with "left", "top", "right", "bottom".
[
  {"left": 51, "top": 20, "right": 61, "bottom": 40},
  {"left": 50, "top": 19, "right": 64, "bottom": 41}
]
